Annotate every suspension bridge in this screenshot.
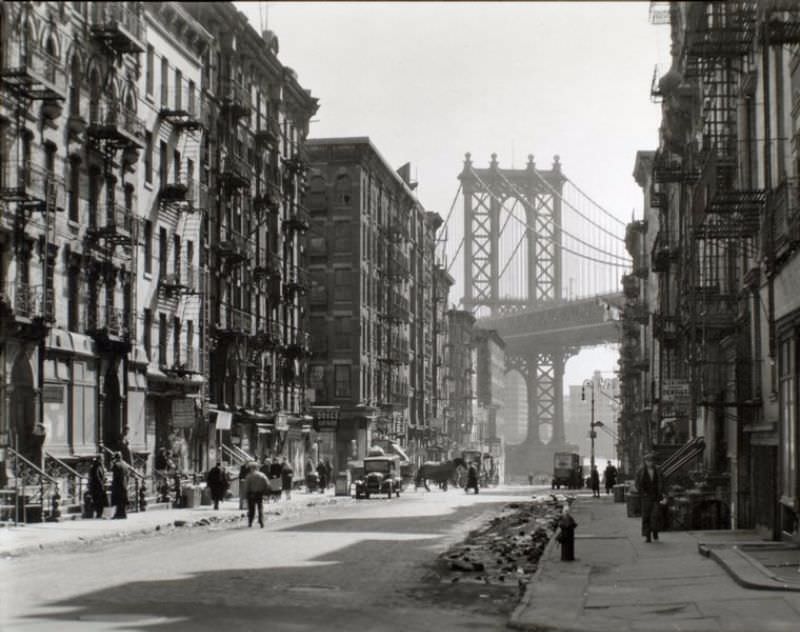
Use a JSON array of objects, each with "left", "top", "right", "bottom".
[{"left": 439, "top": 152, "right": 630, "bottom": 479}]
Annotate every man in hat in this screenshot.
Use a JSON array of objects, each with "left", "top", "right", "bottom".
[
  {"left": 635, "top": 452, "right": 664, "bottom": 542},
  {"left": 110, "top": 452, "right": 130, "bottom": 519},
  {"left": 244, "top": 462, "right": 269, "bottom": 528},
  {"left": 206, "top": 462, "right": 229, "bottom": 510}
]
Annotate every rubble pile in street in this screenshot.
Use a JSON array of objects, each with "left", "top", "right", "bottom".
[{"left": 438, "top": 495, "right": 571, "bottom": 589}]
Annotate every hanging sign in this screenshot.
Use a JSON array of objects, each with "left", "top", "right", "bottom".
[
  {"left": 216, "top": 410, "right": 233, "bottom": 431},
  {"left": 172, "top": 399, "right": 196, "bottom": 428},
  {"left": 311, "top": 406, "right": 340, "bottom": 432}
]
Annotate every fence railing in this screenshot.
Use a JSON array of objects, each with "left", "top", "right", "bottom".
[
  {"left": 7, "top": 447, "right": 60, "bottom": 524},
  {"left": 88, "top": 99, "right": 145, "bottom": 143}
]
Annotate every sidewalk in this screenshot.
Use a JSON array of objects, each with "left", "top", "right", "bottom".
[
  {"left": 0, "top": 489, "right": 352, "bottom": 559},
  {"left": 509, "top": 493, "right": 800, "bottom": 632}
]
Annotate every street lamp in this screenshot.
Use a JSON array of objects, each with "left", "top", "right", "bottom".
[{"left": 582, "top": 376, "right": 614, "bottom": 477}]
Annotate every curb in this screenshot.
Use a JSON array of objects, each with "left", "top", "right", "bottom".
[
  {"left": 1, "top": 495, "right": 354, "bottom": 559},
  {"left": 700, "top": 543, "right": 800, "bottom": 593},
  {"left": 507, "top": 521, "right": 563, "bottom": 631}
]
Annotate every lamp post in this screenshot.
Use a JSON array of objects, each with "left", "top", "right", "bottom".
[
  {"left": 582, "top": 379, "right": 597, "bottom": 476},
  {"left": 582, "top": 376, "right": 614, "bottom": 477}
]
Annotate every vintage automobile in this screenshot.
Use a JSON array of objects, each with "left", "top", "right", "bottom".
[{"left": 354, "top": 454, "right": 403, "bottom": 499}]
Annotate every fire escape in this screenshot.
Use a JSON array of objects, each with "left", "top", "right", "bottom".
[
  {"left": 0, "top": 34, "right": 64, "bottom": 340},
  {"left": 684, "top": 1, "right": 760, "bottom": 409},
  {"left": 83, "top": 5, "right": 145, "bottom": 355},
  {"left": 376, "top": 206, "right": 410, "bottom": 439},
  {"left": 157, "top": 82, "right": 207, "bottom": 380},
  {"left": 278, "top": 142, "right": 311, "bottom": 416}
]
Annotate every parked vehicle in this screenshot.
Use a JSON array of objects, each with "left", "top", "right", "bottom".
[
  {"left": 552, "top": 452, "right": 583, "bottom": 489},
  {"left": 354, "top": 455, "right": 403, "bottom": 499}
]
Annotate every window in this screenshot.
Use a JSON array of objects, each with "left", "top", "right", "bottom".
[
  {"left": 161, "top": 56, "right": 168, "bottom": 106},
  {"left": 159, "top": 227, "right": 167, "bottom": 277},
  {"left": 143, "top": 309, "right": 152, "bottom": 360},
  {"left": 159, "top": 141, "right": 168, "bottom": 186},
  {"left": 334, "top": 365, "right": 351, "bottom": 398},
  {"left": 146, "top": 45, "right": 154, "bottom": 96},
  {"left": 188, "top": 80, "right": 196, "bottom": 114},
  {"left": 334, "top": 268, "right": 352, "bottom": 302},
  {"left": 780, "top": 336, "right": 798, "bottom": 503},
  {"left": 144, "top": 220, "right": 153, "bottom": 274},
  {"left": 67, "top": 266, "right": 79, "bottom": 332},
  {"left": 68, "top": 159, "right": 80, "bottom": 222},
  {"left": 334, "top": 317, "right": 352, "bottom": 351},
  {"left": 173, "top": 317, "right": 181, "bottom": 366},
  {"left": 174, "top": 68, "right": 182, "bottom": 110},
  {"left": 144, "top": 132, "right": 153, "bottom": 184},
  {"left": 334, "top": 222, "right": 351, "bottom": 251},
  {"left": 186, "top": 320, "right": 194, "bottom": 368},
  {"left": 69, "top": 55, "right": 81, "bottom": 116},
  {"left": 158, "top": 313, "right": 167, "bottom": 366},
  {"left": 173, "top": 234, "right": 181, "bottom": 277}
]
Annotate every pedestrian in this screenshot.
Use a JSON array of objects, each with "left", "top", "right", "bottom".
[
  {"left": 528, "top": 472, "right": 534, "bottom": 486},
  {"left": 120, "top": 425, "right": 133, "bottom": 465},
  {"left": 604, "top": 461, "right": 618, "bottom": 495},
  {"left": 110, "top": 452, "right": 129, "bottom": 519},
  {"left": 316, "top": 460, "right": 328, "bottom": 493},
  {"left": 88, "top": 457, "right": 107, "bottom": 519},
  {"left": 323, "top": 457, "right": 333, "bottom": 489},
  {"left": 557, "top": 504, "right": 577, "bottom": 561},
  {"left": 260, "top": 457, "right": 271, "bottom": 477},
  {"left": 281, "top": 458, "right": 294, "bottom": 501},
  {"left": 244, "top": 463, "right": 270, "bottom": 528},
  {"left": 304, "top": 458, "right": 317, "bottom": 493},
  {"left": 635, "top": 452, "right": 664, "bottom": 543},
  {"left": 206, "top": 462, "right": 228, "bottom": 510},
  {"left": 238, "top": 461, "right": 250, "bottom": 510},
  {"left": 590, "top": 465, "right": 600, "bottom": 498},
  {"left": 466, "top": 462, "right": 479, "bottom": 494}
]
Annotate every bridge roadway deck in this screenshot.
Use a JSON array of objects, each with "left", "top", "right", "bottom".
[{"left": 477, "top": 293, "right": 624, "bottom": 351}]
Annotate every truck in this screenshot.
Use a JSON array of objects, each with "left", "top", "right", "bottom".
[{"left": 552, "top": 452, "right": 583, "bottom": 489}]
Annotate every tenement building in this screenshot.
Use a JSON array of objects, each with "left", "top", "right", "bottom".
[
  {"left": 0, "top": 1, "right": 317, "bottom": 519},
  {"left": 621, "top": 1, "right": 800, "bottom": 540},
  {"left": 305, "top": 138, "right": 443, "bottom": 471}
]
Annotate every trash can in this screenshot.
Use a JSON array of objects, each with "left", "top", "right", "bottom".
[
  {"left": 181, "top": 485, "right": 201, "bottom": 508},
  {"left": 335, "top": 471, "right": 351, "bottom": 496},
  {"left": 613, "top": 483, "right": 626, "bottom": 504},
  {"left": 626, "top": 489, "right": 641, "bottom": 518}
]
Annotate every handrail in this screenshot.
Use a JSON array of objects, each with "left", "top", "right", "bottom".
[
  {"left": 101, "top": 445, "right": 145, "bottom": 479},
  {"left": 8, "top": 447, "right": 59, "bottom": 484},
  {"left": 231, "top": 444, "right": 253, "bottom": 463},
  {"left": 220, "top": 443, "right": 247, "bottom": 466},
  {"left": 44, "top": 452, "right": 87, "bottom": 480},
  {"left": 662, "top": 437, "right": 705, "bottom": 479}
]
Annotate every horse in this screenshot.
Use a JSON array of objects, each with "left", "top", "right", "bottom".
[{"left": 414, "top": 458, "right": 466, "bottom": 491}]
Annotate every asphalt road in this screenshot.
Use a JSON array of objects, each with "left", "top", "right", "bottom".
[{"left": 0, "top": 486, "right": 540, "bottom": 632}]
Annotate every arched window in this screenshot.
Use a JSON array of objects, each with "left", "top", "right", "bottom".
[
  {"left": 89, "top": 69, "right": 100, "bottom": 122},
  {"left": 69, "top": 55, "right": 81, "bottom": 116}
]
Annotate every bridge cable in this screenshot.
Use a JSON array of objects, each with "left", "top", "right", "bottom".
[
  {"left": 564, "top": 177, "right": 627, "bottom": 227},
  {"left": 468, "top": 169, "right": 629, "bottom": 264},
  {"left": 494, "top": 168, "right": 625, "bottom": 245},
  {"left": 500, "top": 168, "right": 625, "bottom": 243}
]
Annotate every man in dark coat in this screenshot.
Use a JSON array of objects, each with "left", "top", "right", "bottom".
[
  {"left": 636, "top": 452, "right": 664, "bottom": 542},
  {"left": 206, "top": 462, "right": 228, "bottom": 510},
  {"left": 590, "top": 465, "right": 601, "bottom": 498},
  {"left": 280, "top": 458, "right": 294, "bottom": 501},
  {"left": 465, "top": 463, "right": 479, "bottom": 494},
  {"left": 558, "top": 505, "right": 577, "bottom": 561},
  {"left": 316, "top": 460, "right": 328, "bottom": 493},
  {"left": 323, "top": 458, "right": 333, "bottom": 490},
  {"left": 110, "top": 452, "right": 129, "bottom": 519},
  {"left": 604, "top": 461, "right": 618, "bottom": 495},
  {"left": 88, "top": 457, "right": 107, "bottom": 518}
]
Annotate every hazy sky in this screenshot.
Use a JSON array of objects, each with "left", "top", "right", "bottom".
[{"left": 234, "top": 1, "right": 671, "bottom": 385}]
